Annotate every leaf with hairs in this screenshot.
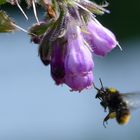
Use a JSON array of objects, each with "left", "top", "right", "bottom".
[{"left": 0, "top": 10, "right": 17, "bottom": 33}]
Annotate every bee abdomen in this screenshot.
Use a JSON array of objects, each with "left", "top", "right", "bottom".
[{"left": 116, "top": 108, "right": 131, "bottom": 125}]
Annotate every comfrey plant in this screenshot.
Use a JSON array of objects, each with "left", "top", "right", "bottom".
[{"left": 0, "top": 0, "right": 121, "bottom": 92}]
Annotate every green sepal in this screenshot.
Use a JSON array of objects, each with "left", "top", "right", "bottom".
[
  {"left": 29, "top": 20, "right": 55, "bottom": 36},
  {"left": 80, "top": 1, "right": 110, "bottom": 15},
  {"left": 48, "top": 5, "right": 67, "bottom": 41},
  {"left": 38, "top": 5, "right": 67, "bottom": 65}
]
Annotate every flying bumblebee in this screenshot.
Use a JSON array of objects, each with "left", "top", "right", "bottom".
[{"left": 94, "top": 79, "right": 140, "bottom": 127}]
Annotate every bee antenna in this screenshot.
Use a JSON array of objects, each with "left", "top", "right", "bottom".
[
  {"left": 103, "top": 120, "right": 107, "bottom": 128},
  {"left": 99, "top": 78, "right": 104, "bottom": 90},
  {"left": 93, "top": 83, "right": 100, "bottom": 91}
]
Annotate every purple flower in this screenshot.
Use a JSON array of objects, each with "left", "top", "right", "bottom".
[
  {"left": 64, "top": 24, "right": 94, "bottom": 91},
  {"left": 51, "top": 39, "right": 66, "bottom": 85},
  {"left": 64, "top": 71, "right": 94, "bottom": 92},
  {"left": 84, "top": 19, "right": 118, "bottom": 56}
]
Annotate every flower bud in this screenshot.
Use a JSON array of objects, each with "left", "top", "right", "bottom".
[{"left": 31, "top": 35, "right": 42, "bottom": 44}]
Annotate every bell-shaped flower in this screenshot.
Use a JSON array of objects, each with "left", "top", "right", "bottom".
[
  {"left": 64, "top": 71, "right": 94, "bottom": 92},
  {"left": 64, "top": 23, "right": 94, "bottom": 91},
  {"left": 85, "top": 18, "right": 118, "bottom": 56}
]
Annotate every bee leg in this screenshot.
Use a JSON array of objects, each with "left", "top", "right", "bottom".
[
  {"left": 103, "top": 114, "right": 110, "bottom": 128},
  {"left": 103, "top": 112, "right": 116, "bottom": 127},
  {"left": 104, "top": 108, "right": 107, "bottom": 112},
  {"left": 95, "top": 93, "right": 100, "bottom": 99},
  {"left": 100, "top": 101, "right": 107, "bottom": 112},
  {"left": 96, "top": 95, "right": 102, "bottom": 101}
]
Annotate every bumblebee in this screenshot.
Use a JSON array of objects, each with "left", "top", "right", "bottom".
[{"left": 94, "top": 79, "right": 140, "bottom": 127}]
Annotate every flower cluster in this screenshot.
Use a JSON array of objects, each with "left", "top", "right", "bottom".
[{"left": 29, "top": 0, "right": 119, "bottom": 92}]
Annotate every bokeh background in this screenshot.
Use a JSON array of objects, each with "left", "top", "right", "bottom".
[{"left": 0, "top": 0, "right": 140, "bottom": 140}]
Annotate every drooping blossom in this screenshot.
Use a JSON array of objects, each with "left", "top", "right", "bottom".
[
  {"left": 84, "top": 18, "right": 118, "bottom": 56},
  {"left": 28, "top": 0, "right": 120, "bottom": 92},
  {"left": 64, "top": 23, "right": 94, "bottom": 91}
]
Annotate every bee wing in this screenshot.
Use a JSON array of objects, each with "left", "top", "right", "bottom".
[{"left": 121, "top": 92, "right": 140, "bottom": 110}]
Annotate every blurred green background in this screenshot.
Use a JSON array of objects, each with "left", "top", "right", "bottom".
[
  {"left": 95, "top": 0, "right": 140, "bottom": 40},
  {"left": 0, "top": 1, "right": 140, "bottom": 140}
]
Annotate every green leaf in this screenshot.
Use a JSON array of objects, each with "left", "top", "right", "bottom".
[
  {"left": 0, "top": 0, "right": 6, "bottom": 5},
  {"left": 0, "top": 10, "right": 17, "bottom": 33}
]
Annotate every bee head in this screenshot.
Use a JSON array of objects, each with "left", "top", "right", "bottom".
[
  {"left": 95, "top": 89, "right": 105, "bottom": 98},
  {"left": 94, "top": 78, "right": 106, "bottom": 99}
]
